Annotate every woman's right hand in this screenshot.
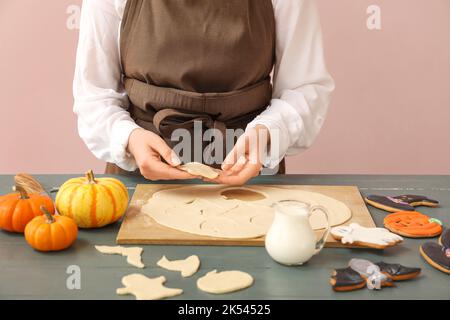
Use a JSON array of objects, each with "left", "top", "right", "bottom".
[{"left": 127, "top": 128, "right": 197, "bottom": 181}]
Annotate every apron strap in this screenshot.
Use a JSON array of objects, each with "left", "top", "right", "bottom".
[
  {"left": 124, "top": 77, "right": 272, "bottom": 122},
  {"left": 153, "top": 108, "right": 226, "bottom": 137}
]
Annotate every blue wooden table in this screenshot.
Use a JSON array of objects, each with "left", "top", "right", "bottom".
[{"left": 0, "top": 174, "right": 448, "bottom": 299}]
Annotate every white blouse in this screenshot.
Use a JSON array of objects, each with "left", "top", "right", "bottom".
[{"left": 73, "top": 0, "right": 335, "bottom": 171}]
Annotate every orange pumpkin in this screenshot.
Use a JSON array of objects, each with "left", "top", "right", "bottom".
[
  {"left": 25, "top": 206, "right": 78, "bottom": 252},
  {"left": 55, "top": 170, "right": 129, "bottom": 228},
  {"left": 0, "top": 185, "right": 54, "bottom": 233}
]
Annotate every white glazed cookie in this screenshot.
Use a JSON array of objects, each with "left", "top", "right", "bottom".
[
  {"left": 116, "top": 274, "right": 182, "bottom": 300},
  {"left": 331, "top": 223, "right": 403, "bottom": 249},
  {"left": 157, "top": 255, "right": 200, "bottom": 277},
  {"left": 95, "top": 245, "right": 145, "bottom": 268},
  {"left": 197, "top": 270, "right": 254, "bottom": 294}
]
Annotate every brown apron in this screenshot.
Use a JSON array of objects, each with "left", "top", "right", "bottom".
[{"left": 106, "top": 0, "right": 285, "bottom": 175}]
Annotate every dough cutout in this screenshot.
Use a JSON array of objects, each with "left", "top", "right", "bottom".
[
  {"left": 221, "top": 188, "right": 266, "bottom": 201},
  {"left": 142, "top": 185, "right": 352, "bottom": 239},
  {"left": 95, "top": 245, "right": 145, "bottom": 268},
  {"left": 116, "top": 274, "right": 183, "bottom": 300},
  {"left": 197, "top": 270, "right": 254, "bottom": 294},
  {"left": 157, "top": 255, "right": 200, "bottom": 277},
  {"left": 331, "top": 223, "right": 403, "bottom": 248},
  {"left": 179, "top": 162, "right": 219, "bottom": 179}
]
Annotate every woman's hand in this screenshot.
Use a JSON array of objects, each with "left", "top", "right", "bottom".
[
  {"left": 127, "top": 128, "right": 197, "bottom": 181},
  {"left": 208, "top": 125, "right": 270, "bottom": 185}
]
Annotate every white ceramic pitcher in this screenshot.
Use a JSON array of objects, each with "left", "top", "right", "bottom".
[{"left": 265, "top": 200, "right": 330, "bottom": 266}]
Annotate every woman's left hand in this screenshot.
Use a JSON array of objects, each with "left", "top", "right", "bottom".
[{"left": 207, "top": 125, "right": 270, "bottom": 185}]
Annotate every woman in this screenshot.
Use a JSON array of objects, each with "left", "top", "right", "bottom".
[{"left": 73, "top": 0, "right": 334, "bottom": 185}]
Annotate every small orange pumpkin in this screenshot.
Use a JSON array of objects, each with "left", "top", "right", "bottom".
[
  {"left": 25, "top": 206, "right": 78, "bottom": 252},
  {"left": 0, "top": 185, "right": 54, "bottom": 233}
]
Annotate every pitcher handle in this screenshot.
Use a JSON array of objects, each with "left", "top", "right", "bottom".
[{"left": 309, "top": 205, "right": 330, "bottom": 255}]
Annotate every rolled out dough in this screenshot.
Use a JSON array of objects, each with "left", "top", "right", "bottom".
[
  {"left": 197, "top": 270, "right": 254, "bottom": 294},
  {"left": 142, "top": 185, "right": 352, "bottom": 239},
  {"left": 178, "top": 162, "right": 219, "bottom": 179},
  {"left": 95, "top": 245, "right": 144, "bottom": 268},
  {"left": 117, "top": 274, "right": 182, "bottom": 300},
  {"left": 157, "top": 255, "right": 200, "bottom": 277}
]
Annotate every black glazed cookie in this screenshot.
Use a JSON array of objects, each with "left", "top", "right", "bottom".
[
  {"left": 439, "top": 228, "right": 450, "bottom": 248},
  {"left": 349, "top": 259, "right": 395, "bottom": 289},
  {"left": 420, "top": 242, "right": 450, "bottom": 275},
  {"left": 374, "top": 262, "right": 421, "bottom": 281},
  {"left": 365, "top": 195, "right": 439, "bottom": 213},
  {"left": 330, "top": 267, "right": 366, "bottom": 292}
]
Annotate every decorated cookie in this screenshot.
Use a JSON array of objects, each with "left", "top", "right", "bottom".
[
  {"left": 330, "top": 259, "right": 421, "bottom": 292},
  {"left": 374, "top": 262, "right": 421, "bottom": 281},
  {"left": 439, "top": 228, "right": 450, "bottom": 247},
  {"left": 365, "top": 195, "right": 439, "bottom": 213},
  {"left": 384, "top": 211, "right": 443, "bottom": 238},
  {"left": 349, "top": 259, "right": 394, "bottom": 290},
  {"left": 330, "top": 267, "right": 366, "bottom": 292},
  {"left": 331, "top": 223, "right": 403, "bottom": 249},
  {"left": 420, "top": 228, "right": 450, "bottom": 275}
]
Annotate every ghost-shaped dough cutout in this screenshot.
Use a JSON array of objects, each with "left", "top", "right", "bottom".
[{"left": 116, "top": 274, "right": 183, "bottom": 300}]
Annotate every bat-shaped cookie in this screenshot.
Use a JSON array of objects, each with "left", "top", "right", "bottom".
[{"left": 365, "top": 195, "right": 439, "bottom": 213}]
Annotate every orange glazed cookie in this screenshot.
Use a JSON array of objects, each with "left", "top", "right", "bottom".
[{"left": 383, "top": 211, "right": 443, "bottom": 238}]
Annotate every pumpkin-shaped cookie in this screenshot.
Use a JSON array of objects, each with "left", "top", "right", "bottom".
[
  {"left": 55, "top": 170, "right": 128, "bottom": 228},
  {"left": 0, "top": 185, "right": 54, "bottom": 233},
  {"left": 25, "top": 206, "right": 78, "bottom": 252},
  {"left": 384, "top": 211, "right": 443, "bottom": 238}
]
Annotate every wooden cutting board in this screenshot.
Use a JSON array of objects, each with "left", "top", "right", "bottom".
[{"left": 116, "top": 184, "right": 376, "bottom": 248}]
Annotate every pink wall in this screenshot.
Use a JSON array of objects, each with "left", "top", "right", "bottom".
[{"left": 0, "top": 0, "right": 449, "bottom": 175}]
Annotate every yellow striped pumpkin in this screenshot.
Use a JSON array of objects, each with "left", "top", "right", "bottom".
[{"left": 55, "top": 170, "right": 129, "bottom": 228}]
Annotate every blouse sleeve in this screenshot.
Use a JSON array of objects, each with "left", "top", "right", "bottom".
[
  {"left": 247, "top": 0, "right": 335, "bottom": 169},
  {"left": 73, "top": 0, "right": 140, "bottom": 171}
]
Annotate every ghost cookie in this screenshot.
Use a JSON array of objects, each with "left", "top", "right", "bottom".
[
  {"left": 365, "top": 195, "right": 439, "bottom": 213},
  {"left": 178, "top": 162, "right": 219, "bottom": 179},
  {"left": 331, "top": 223, "right": 403, "bottom": 249}
]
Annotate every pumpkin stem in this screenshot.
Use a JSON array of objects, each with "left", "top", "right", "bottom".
[
  {"left": 15, "top": 173, "right": 46, "bottom": 194},
  {"left": 14, "top": 184, "right": 30, "bottom": 199},
  {"left": 40, "top": 205, "right": 55, "bottom": 224},
  {"left": 85, "top": 170, "right": 96, "bottom": 184}
]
